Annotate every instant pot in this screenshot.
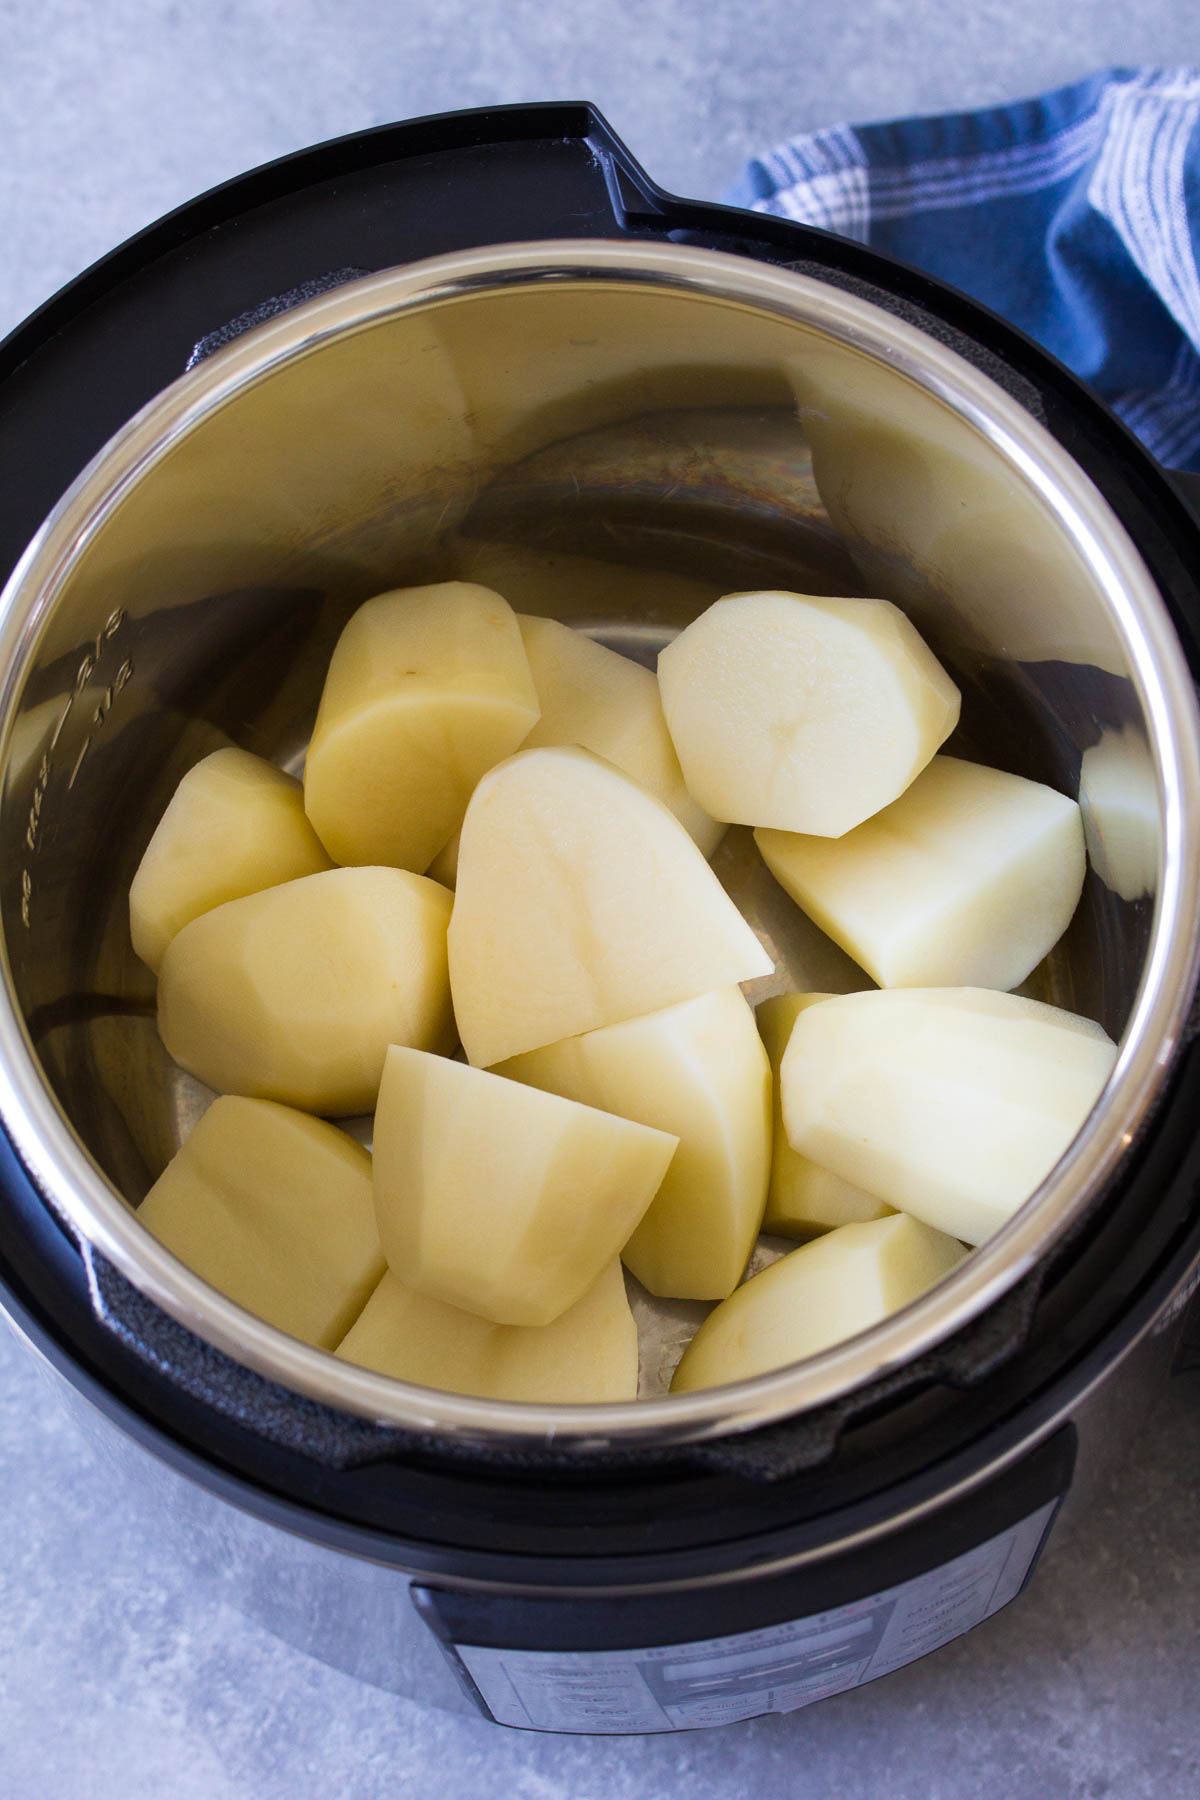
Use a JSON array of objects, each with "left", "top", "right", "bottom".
[{"left": 2, "top": 103, "right": 1199, "bottom": 1734}]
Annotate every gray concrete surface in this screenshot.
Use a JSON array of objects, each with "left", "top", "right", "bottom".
[
  {"left": 2, "top": 4, "right": 1200, "bottom": 1796},
  {"left": 3, "top": 0, "right": 1200, "bottom": 336},
  {"left": 3, "top": 1314, "right": 1198, "bottom": 1800}
]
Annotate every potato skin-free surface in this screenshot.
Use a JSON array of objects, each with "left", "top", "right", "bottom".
[
  {"left": 137, "top": 1096, "right": 384, "bottom": 1350},
  {"left": 303, "top": 581, "right": 540, "bottom": 871},
  {"left": 372, "top": 1045, "right": 678, "bottom": 1327},
  {"left": 336, "top": 1258, "right": 637, "bottom": 1402},
  {"left": 755, "top": 755, "right": 1086, "bottom": 990},
  {"left": 756, "top": 992, "right": 893, "bottom": 1235},
  {"left": 658, "top": 589, "right": 960, "bottom": 836},
  {"left": 129, "top": 747, "right": 333, "bottom": 973},
  {"left": 498, "top": 987, "right": 770, "bottom": 1300},
  {"left": 448, "top": 745, "right": 772, "bottom": 1068},
  {"left": 517, "top": 613, "right": 723, "bottom": 855},
  {"left": 158, "top": 865, "right": 455, "bottom": 1114},
  {"left": 781, "top": 987, "right": 1117, "bottom": 1245},
  {"left": 670, "top": 1213, "right": 966, "bottom": 1392}
]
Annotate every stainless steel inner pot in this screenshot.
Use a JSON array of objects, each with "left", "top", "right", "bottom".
[{"left": 0, "top": 240, "right": 1197, "bottom": 1452}]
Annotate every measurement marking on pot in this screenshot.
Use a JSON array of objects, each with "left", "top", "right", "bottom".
[{"left": 21, "top": 608, "right": 130, "bottom": 927}]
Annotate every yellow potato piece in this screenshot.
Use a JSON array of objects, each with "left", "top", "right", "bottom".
[
  {"left": 158, "top": 866, "right": 454, "bottom": 1115},
  {"left": 129, "top": 747, "right": 333, "bottom": 973},
  {"left": 336, "top": 1258, "right": 637, "bottom": 1403},
  {"left": 1078, "top": 724, "right": 1160, "bottom": 903},
  {"left": 781, "top": 987, "right": 1117, "bottom": 1245},
  {"left": 373, "top": 1046, "right": 678, "bottom": 1326},
  {"left": 756, "top": 992, "right": 892, "bottom": 1236},
  {"left": 517, "top": 614, "right": 723, "bottom": 855},
  {"left": 671, "top": 1214, "right": 968, "bottom": 1391},
  {"left": 303, "top": 581, "right": 540, "bottom": 871},
  {"left": 448, "top": 746, "right": 772, "bottom": 1068},
  {"left": 497, "top": 987, "right": 770, "bottom": 1300},
  {"left": 756, "top": 755, "right": 1086, "bottom": 991},
  {"left": 657, "top": 590, "right": 960, "bottom": 836},
  {"left": 137, "top": 1096, "right": 384, "bottom": 1349}
]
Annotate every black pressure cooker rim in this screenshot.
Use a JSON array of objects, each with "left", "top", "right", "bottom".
[
  {"left": 3, "top": 1025, "right": 1199, "bottom": 1582},
  {"left": 0, "top": 103, "right": 1199, "bottom": 1503}
]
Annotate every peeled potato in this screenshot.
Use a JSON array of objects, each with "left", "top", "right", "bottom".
[
  {"left": 670, "top": 1213, "right": 967, "bottom": 1392},
  {"left": 137, "top": 1096, "right": 384, "bottom": 1349},
  {"left": 303, "top": 582, "right": 540, "bottom": 871},
  {"left": 158, "top": 866, "right": 454, "bottom": 1114},
  {"left": 781, "top": 987, "right": 1118, "bottom": 1245},
  {"left": 447, "top": 746, "right": 772, "bottom": 1068},
  {"left": 756, "top": 755, "right": 1086, "bottom": 991},
  {"left": 1078, "top": 724, "right": 1159, "bottom": 903},
  {"left": 129, "top": 748, "right": 334, "bottom": 973},
  {"left": 496, "top": 987, "right": 770, "bottom": 1300},
  {"left": 336, "top": 1258, "right": 637, "bottom": 1402},
  {"left": 657, "top": 590, "right": 960, "bottom": 836},
  {"left": 756, "top": 992, "right": 892, "bottom": 1235},
  {"left": 517, "top": 613, "right": 723, "bottom": 854},
  {"left": 373, "top": 1046, "right": 678, "bottom": 1326}
]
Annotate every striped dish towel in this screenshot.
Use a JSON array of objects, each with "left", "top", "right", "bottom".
[{"left": 728, "top": 68, "right": 1200, "bottom": 471}]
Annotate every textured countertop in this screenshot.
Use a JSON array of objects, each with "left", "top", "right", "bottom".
[{"left": 2, "top": 5, "right": 1199, "bottom": 1795}]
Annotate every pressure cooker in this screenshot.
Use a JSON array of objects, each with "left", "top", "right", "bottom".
[{"left": 1, "top": 103, "right": 1198, "bottom": 1734}]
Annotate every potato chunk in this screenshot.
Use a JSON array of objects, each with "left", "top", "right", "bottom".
[
  {"left": 448, "top": 746, "right": 772, "bottom": 1067},
  {"left": 336, "top": 1258, "right": 637, "bottom": 1402},
  {"left": 303, "top": 582, "right": 540, "bottom": 871},
  {"left": 517, "top": 614, "right": 723, "bottom": 854},
  {"left": 757, "top": 993, "right": 892, "bottom": 1235},
  {"left": 781, "top": 988, "right": 1117, "bottom": 1245},
  {"left": 373, "top": 1046, "right": 678, "bottom": 1326},
  {"left": 670, "top": 1214, "right": 967, "bottom": 1392},
  {"left": 129, "top": 748, "right": 333, "bottom": 973},
  {"left": 158, "top": 866, "right": 454, "bottom": 1114},
  {"left": 657, "top": 590, "right": 960, "bottom": 836},
  {"left": 1078, "top": 724, "right": 1159, "bottom": 903},
  {"left": 497, "top": 987, "right": 770, "bottom": 1300},
  {"left": 137, "top": 1096, "right": 384, "bottom": 1349},
  {"left": 756, "top": 756, "right": 1086, "bottom": 991}
]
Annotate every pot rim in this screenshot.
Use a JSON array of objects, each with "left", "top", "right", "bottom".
[{"left": 0, "top": 237, "right": 1197, "bottom": 1452}]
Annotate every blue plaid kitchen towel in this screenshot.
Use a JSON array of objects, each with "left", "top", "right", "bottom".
[{"left": 728, "top": 67, "right": 1200, "bottom": 471}]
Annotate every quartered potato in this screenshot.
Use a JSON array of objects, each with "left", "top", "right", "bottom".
[
  {"left": 158, "top": 866, "right": 455, "bottom": 1114},
  {"left": 130, "top": 561, "right": 1125, "bottom": 1408},
  {"left": 303, "top": 581, "right": 540, "bottom": 871},
  {"left": 756, "top": 755, "right": 1086, "bottom": 991},
  {"left": 447, "top": 745, "right": 772, "bottom": 1068},
  {"left": 418, "top": 614, "right": 726, "bottom": 889},
  {"left": 756, "top": 992, "right": 893, "bottom": 1236},
  {"left": 138, "top": 1096, "right": 384, "bottom": 1349},
  {"left": 129, "top": 747, "right": 333, "bottom": 973},
  {"left": 497, "top": 986, "right": 771, "bottom": 1301},
  {"left": 372, "top": 1046, "right": 679, "bottom": 1327},
  {"left": 336, "top": 1257, "right": 637, "bottom": 1403},
  {"left": 781, "top": 987, "right": 1118, "bottom": 1245},
  {"left": 517, "top": 613, "right": 723, "bottom": 854},
  {"left": 657, "top": 589, "right": 960, "bottom": 836},
  {"left": 1078, "top": 723, "right": 1159, "bottom": 903},
  {"left": 670, "top": 1213, "right": 968, "bottom": 1392}
]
